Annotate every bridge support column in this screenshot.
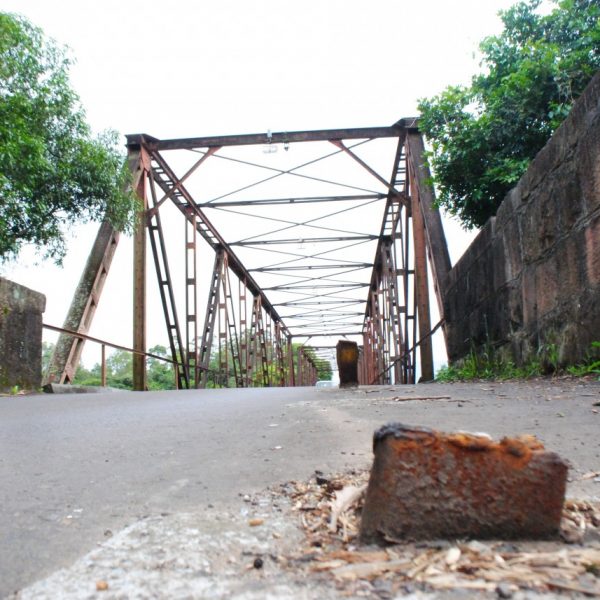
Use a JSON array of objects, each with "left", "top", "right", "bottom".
[{"left": 132, "top": 148, "right": 150, "bottom": 391}]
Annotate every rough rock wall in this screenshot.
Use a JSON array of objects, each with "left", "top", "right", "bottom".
[
  {"left": 444, "top": 70, "right": 600, "bottom": 366},
  {"left": 0, "top": 277, "right": 46, "bottom": 391}
]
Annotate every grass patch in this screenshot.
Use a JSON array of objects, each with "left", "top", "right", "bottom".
[
  {"left": 435, "top": 342, "right": 600, "bottom": 383},
  {"left": 566, "top": 342, "right": 600, "bottom": 377}
]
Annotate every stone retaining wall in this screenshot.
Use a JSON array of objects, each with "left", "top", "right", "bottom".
[
  {"left": 0, "top": 277, "right": 46, "bottom": 392},
  {"left": 444, "top": 70, "right": 600, "bottom": 366}
]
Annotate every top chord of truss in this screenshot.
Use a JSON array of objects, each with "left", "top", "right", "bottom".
[{"left": 126, "top": 119, "right": 419, "bottom": 151}]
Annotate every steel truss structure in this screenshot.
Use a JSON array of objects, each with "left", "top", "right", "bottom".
[{"left": 48, "top": 119, "right": 451, "bottom": 389}]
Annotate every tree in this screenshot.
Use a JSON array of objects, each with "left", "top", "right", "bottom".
[
  {"left": 418, "top": 0, "right": 600, "bottom": 229},
  {"left": 0, "top": 12, "right": 138, "bottom": 262},
  {"left": 104, "top": 349, "right": 133, "bottom": 389},
  {"left": 146, "top": 345, "right": 177, "bottom": 390}
]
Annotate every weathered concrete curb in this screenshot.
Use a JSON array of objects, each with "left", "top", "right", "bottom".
[
  {"left": 0, "top": 277, "right": 46, "bottom": 392},
  {"left": 43, "top": 383, "right": 125, "bottom": 394}
]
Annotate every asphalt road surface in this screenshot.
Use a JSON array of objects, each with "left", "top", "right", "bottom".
[{"left": 1, "top": 379, "right": 599, "bottom": 597}]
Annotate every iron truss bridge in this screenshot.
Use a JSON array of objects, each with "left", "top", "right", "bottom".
[{"left": 47, "top": 120, "right": 451, "bottom": 389}]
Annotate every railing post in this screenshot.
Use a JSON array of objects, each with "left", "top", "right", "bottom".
[{"left": 101, "top": 344, "right": 107, "bottom": 387}]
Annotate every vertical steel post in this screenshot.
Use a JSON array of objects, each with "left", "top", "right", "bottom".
[
  {"left": 185, "top": 208, "right": 199, "bottom": 387},
  {"left": 224, "top": 264, "right": 243, "bottom": 387},
  {"left": 287, "top": 337, "right": 295, "bottom": 386},
  {"left": 274, "top": 322, "right": 285, "bottom": 387},
  {"left": 406, "top": 133, "right": 451, "bottom": 342},
  {"left": 403, "top": 207, "right": 414, "bottom": 383},
  {"left": 382, "top": 238, "right": 405, "bottom": 384},
  {"left": 217, "top": 255, "right": 228, "bottom": 386},
  {"left": 411, "top": 178, "right": 434, "bottom": 382},
  {"left": 132, "top": 151, "right": 149, "bottom": 391},
  {"left": 240, "top": 279, "right": 251, "bottom": 387},
  {"left": 101, "top": 344, "right": 106, "bottom": 387},
  {"left": 297, "top": 347, "right": 303, "bottom": 386},
  {"left": 255, "top": 298, "right": 270, "bottom": 386}
]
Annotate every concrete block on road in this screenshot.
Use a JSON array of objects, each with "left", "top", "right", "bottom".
[
  {"left": 360, "top": 423, "right": 568, "bottom": 543},
  {"left": 336, "top": 340, "right": 359, "bottom": 388}
]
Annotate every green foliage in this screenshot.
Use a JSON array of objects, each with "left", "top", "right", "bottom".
[
  {"left": 418, "top": 0, "right": 600, "bottom": 228},
  {"left": 59, "top": 344, "right": 176, "bottom": 390},
  {"left": 71, "top": 363, "right": 102, "bottom": 387},
  {"left": 146, "top": 345, "right": 177, "bottom": 390},
  {"left": 436, "top": 341, "right": 600, "bottom": 382},
  {"left": 0, "top": 12, "right": 138, "bottom": 263},
  {"left": 566, "top": 341, "right": 600, "bottom": 377},
  {"left": 435, "top": 344, "right": 544, "bottom": 382}
]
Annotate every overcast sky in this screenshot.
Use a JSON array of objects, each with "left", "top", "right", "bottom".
[{"left": 1, "top": 0, "right": 518, "bottom": 372}]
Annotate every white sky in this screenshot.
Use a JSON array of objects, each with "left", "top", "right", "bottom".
[{"left": 0, "top": 0, "right": 518, "bottom": 373}]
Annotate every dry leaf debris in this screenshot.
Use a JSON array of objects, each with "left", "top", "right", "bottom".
[{"left": 272, "top": 469, "right": 600, "bottom": 596}]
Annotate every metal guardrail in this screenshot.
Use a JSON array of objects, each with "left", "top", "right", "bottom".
[{"left": 43, "top": 323, "right": 186, "bottom": 388}]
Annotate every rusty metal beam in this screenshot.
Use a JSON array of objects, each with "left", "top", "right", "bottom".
[
  {"left": 330, "top": 140, "right": 409, "bottom": 205},
  {"left": 265, "top": 283, "right": 368, "bottom": 291},
  {"left": 223, "top": 256, "right": 244, "bottom": 387},
  {"left": 126, "top": 123, "right": 417, "bottom": 152},
  {"left": 132, "top": 149, "right": 150, "bottom": 391},
  {"left": 150, "top": 147, "right": 219, "bottom": 216},
  {"left": 381, "top": 239, "right": 406, "bottom": 383},
  {"left": 198, "top": 193, "right": 385, "bottom": 208},
  {"left": 406, "top": 133, "right": 451, "bottom": 314},
  {"left": 239, "top": 278, "right": 251, "bottom": 387},
  {"left": 411, "top": 181, "right": 434, "bottom": 382},
  {"left": 274, "top": 322, "right": 286, "bottom": 387},
  {"left": 290, "top": 331, "right": 363, "bottom": 338},
  {"left": 198, "top": 250, "right": 225, "bottom": 388},
  {"left": 251, "top": 263, "right": 372, "bottom": 272},
  {"left": 231, "top": 235, "right": 377, "bottom": 246}
]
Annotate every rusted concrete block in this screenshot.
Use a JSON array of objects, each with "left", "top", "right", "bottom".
[
  {"left": 336, "top": 340, "right": 358, "bottom": 388},
  {"left": 360, "top": 423, "right": 567, "bottom": 543}
]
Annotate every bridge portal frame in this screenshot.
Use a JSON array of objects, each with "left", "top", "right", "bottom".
[{"left": 46, "top": 120, "right": 450, "bottom": 389}]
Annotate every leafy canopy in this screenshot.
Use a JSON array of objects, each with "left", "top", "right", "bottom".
[
  {"left": 418, "top": 0, "right": 600, "bottom": 229},
  {"left": 0, "top": 12, "right": 138, "bottom": 262}
]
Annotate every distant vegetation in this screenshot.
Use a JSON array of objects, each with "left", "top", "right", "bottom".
[
  {"left": 0, "top": 12, "right": 138, "bottom": 263},
  {"left": 42, "top": 341, "right": 332, "bottom": 390},
  {"left": 43, "top": 342, "right": 176, "bottom": 390},
  {"left": 419, "top": 0, "right": 600, "bottom": 229}
]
